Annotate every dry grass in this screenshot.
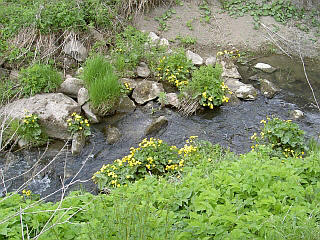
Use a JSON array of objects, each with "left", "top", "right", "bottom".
[{"left": 120, "top": 0, "right": 175, "bottom": 17}]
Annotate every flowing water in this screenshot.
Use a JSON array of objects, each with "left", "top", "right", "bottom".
[{"left": 1, "top": 55, "right": 319, "bottom": 201}]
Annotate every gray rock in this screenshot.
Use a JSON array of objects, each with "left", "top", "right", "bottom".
[
  {"left": 77, "top": 87, "right": 89, "bottom": 106},
  {"left": 235, "top": 85, "right": 258, "bottom": 100},
  {"left": 132, "top": 80, "right": 164, "bottom": 104},
  {"left": 145, "top": 116, "right": 168, "bottom": 135},
  {"left": 115, "top": 96, "right": 136, "bottom": 113},
  {"left": 137, "top": 62, "right": 151, "bottom": 78},
  {"left": 260, "top": 79, "right": 279, "bottom": 98},
  {"left": 105, "top": 126, "right": 121, "bottom": 145},
  {"left": 205, "top": 56, "right": 217, "bottom": 66},
  {"left": 71, "top": 132, "right": 85, "bottom": 156},
  {"left": 291, "top": 109, "right": 304, "bottom": 119},
  {"left": 159, "top": 38, "right": 169, "bottom": 46},
  {"left": 254, "top": 63, "right": 276, "bottom": 73},
  {"left": 82, "top": 103, "right": 100, "bottom": 123},
  {"left": 148, "top": 32, "right": 160, "bottom": 43},
  {"left": 88, "top": 27, "right": 105, "bottom": 42},
  {"left": 248, "top": 74, "right": 261, "bottom": 81},
  {"left": 223, "top": 92, "right": 241, "bottom": 106},
  {"left": 119, "top": 78, "right": 138, "bottom": 90},
  {"left": 224, "top": 78, "right": 245, "bottom": 92},
  {"left": 186, "top": 50, "right": 203, "bottom": 66},
  {"left": 9, "top": 70, "right": 20, "bottom": 81},
  {"left": 220, "top": 59, "right": 242, "bottom": 79},
  {"left": 18, "top": 138, "right": 29, "bottom": 148},
  {"left": 0, "top": 93, "right": 80, "bottom": 140},
  {"left": 165, "top": 93, "right": 180, "bottom": 108},
  {"left": 59, "top": 77, "right": 84, "bottom": 97},
  {"left": 63, "top": 39, "right": 88, "bottom": 62}
]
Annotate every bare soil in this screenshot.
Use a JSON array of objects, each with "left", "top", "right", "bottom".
[{"left": 135, "top": 0, "right": 320, "bottom": 58}]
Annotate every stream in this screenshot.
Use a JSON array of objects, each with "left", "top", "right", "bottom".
[{"left": 1, "top": 55, "right": 319, "bottom": 201}]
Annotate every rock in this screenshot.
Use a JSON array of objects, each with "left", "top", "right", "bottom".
[
  {"left": 260, "top": 79, "right": 279, "bottom": 98},
  {"left": 0, "top": 93, "right": 80, "bottom": 140},
  {"left": 119, "top": 78, "right": 138, "bottom": 90},
  {"left": 9, "top": 70, "right": 20, "bottom": 81},
  {"left": 145, "top": 116, "right": 168, "bottom": 135},
  {"left": 63, "top": 39, "right": 88, "bottom": 62},
  {"left": 63, "top": 57, "right": 77, "bottom": 70},
  {"left": 205, "top": 56, "right": 216, "bottom": 66},
  {"left": 77, "top": 87, "right": 89, "bottom": 106},
  {"left": 254, "top": 63, "right": 276, "bottom": 73},
  {"left": 159, "top": 38, "right": 169, "bottom": 46},
  {"left": 71, "top": 132, "right": 85, "bottom": 156},
  {"left": 148, "top": 32, "right": 160, "bottom": 43},
  {"left": 186, "top": 50, "right": 203, "bottom": 66},
  {"left": 88, "top": 27, "right": 105, "bottom": 42},
  {"left": 115, "top": 96, "right": 136, "bottom": 113},
  {"left": 132, "top": 80, "right": 164, "bottom": 104},
  {"left": 82, "top": 103, "right": 100, "bottom": 123},
  {"left": 248, "top": 74, "right": 261, "bottom": 81},
  {"left": 137, "top": 62, "right": 151, "bottom": 78},
  {"left": 105, "top": 126, "right": 121, "bottom": 144},
  {"left": 220, "top": 59, "right": 242, "bottom": 79},
  {"left": 224, "top": 78, "right": 245, "bottom": 92},
  {"left": 165, "top": 93, "right": 180, "bottom": 108},
  {"left": 59, "top": 77, "right": 84, "bottom": 97},
  {"left": 291, "top": 109, "right": 304, "bottom": 119},
  {"left": 235, "top": 85, "right": 258, "bottom": 100},
  {"left": 223, "top": 92, "right": 241, "bottom": 106},
  {"left": 18, "top": 138, "right": 29, "bottom": 148}
]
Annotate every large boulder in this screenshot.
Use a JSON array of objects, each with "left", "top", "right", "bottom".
[
  {"left": 0, "top": 93, "right": 81, "bottom": 140},
  {"left": 59, "top": 76, "right": 84, "bottom": 97},
  {"left": 254, "top": 63, "right": 276, "bottom": 73},
  {"left": 132, "top": 80, "right": 164, "bottom": 104},
  {"left": 186, "top": 50, "right": 203, "bottom": 66},
  {"left": 63, "top": 39, "right": 88, "bottom": 62},
  {"left": 260, "top": 79, "right": 279, "bottom": 98},
  {"left": 145, "top": 116, "right": 168, "bottom": 135}
]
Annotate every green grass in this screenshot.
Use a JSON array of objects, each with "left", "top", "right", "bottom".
[{"left": 82, "top": 54, "right": 121, "bottom": 114}]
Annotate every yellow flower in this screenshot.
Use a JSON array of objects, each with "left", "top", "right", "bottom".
[
  {"left": 260, "top": 120, "right": 267, "bottom": 124},
  {"left": 68, "top": 123, "right": 72, "bottom": 126},
  {"left": 86, "top": 124, "right": 90, "bottom": 127},
  {"left": 79, "top": 127, "right": 82, "bottom": 130}
]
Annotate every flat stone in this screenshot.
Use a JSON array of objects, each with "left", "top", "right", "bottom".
[
  {"left": 145, "top": 116, "right": 168, "bottom": 135},
  {"left": 82, "top": 103, "right": 100, "bottom": 123},
  {"left": 254, "top": 63, "right": 276, "bottom": 73},
  {"left": 137, "top": 62, "right": 151, "bottom": 78},
  {"left": 119, "top": 78, "right": 138, "bottom": 90},
  {"left": 186, "top": 50, "right": 203, "bottom": 66},
  {"left": 59, "top": 77, "right": 84, "bottom": 97},
  {"left": 0, "top": 93, "right": 80, "bottom": 140},
  {"left": 235, "top": 85, "right": 258, "bottom": 100},
  {"left": 132, "top": 80, "right": 164, "bottom": 104},
  {"left": 260, "top": 79, "right": 279, "bottom": 98}
]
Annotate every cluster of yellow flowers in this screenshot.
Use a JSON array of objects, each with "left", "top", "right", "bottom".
[
  {"left": 67, "top": 113, "right": 90, "bottom": 130},
  {"left": 22, "top": 189, "right": 32, "bottom": 196},
  {"left": 216, "top": 49, "right": 241, "bottom": 59},
  {"left": 123, "top": 82, "right": 133, "bottom": 91},
  {"left": 23, "top": 114, "right": 38, "bottom": 125},
  {"left": 115, "top": 48, "right": 123, "bottom": 53}
]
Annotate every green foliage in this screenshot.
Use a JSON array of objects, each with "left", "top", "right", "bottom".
[
  {"left": 156, "top": 49, "right": 194, "bottom": 89},
  {"left": 186, "top": 65, "right": 229, "bottom": 109},
  {"left": 2, "top": 137, "right": 320, "bottom": 239},
  {"left": 186, "top": 19, "right": 194, "bottom": 31},
  {"left": 175, "top": 35, "right": 197, "bottom": 47},
  {"left": 19, "top": 64, "right": 62, "bottom": 97},
  {"left": 67, "top": 112, "right": 91, "bottom": 137},
  {"left": 93, "top": 137, "right": 198, "bottom": 190},
  {"left": 18, "top": 113, "right": 48, "bottom": 146},
  {"left": 155, "top": 8, "right": 176, "bottom": 31},
  {"left": 0, "top": 118, "right": 20, "bottom": 150},
  {"left": 221, "top": 0, "right": 306, "bottom": 28},
  {"left": 251, "top": 117, "right": 307, "bottom": 158},
  {"left": 199, "top": 0, "right": 212, "bottom": 23},
  {"left": 82, "top": 55, "right": 121, "bottom": 114}
]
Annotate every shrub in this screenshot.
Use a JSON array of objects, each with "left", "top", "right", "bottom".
[
  {"left": 19, "top": 64, "right": 62, "bottom": 97},
  {"left": 187, "top": 65, "right": 229, "bottom": 109},
  {"left": 82, "top": 55, "right": 121, "bottom": 114},
  {"left": 92, "top": 136, "right": 198, "bottom": 190},
  {"left": 251, "top": 117, "right": 307, "bottom": 157},
  {"left": 67, "top": 112, "right": 91, "bottom": 137},
  {"left": 156, "top": 49, "right": 194, "bottom": 89}
]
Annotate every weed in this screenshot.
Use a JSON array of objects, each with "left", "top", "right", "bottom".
[
  {"left": 67, "top": 113, "right": 91, "bottom": 137},
  {"left": 19, "top": 64, "right": 62, "bottom": 97},
  {"left": 199, "top": 0, "right": 211, "bottom": 23},
  {"left": 158, "top": 91, "right": 168, "bottom": 108},
  {"left": 186, "top": 19, "right": 194, "bottom": 30},
  {"left": 155, "top": 8, "right": 176, "bottom": 31},
  {"left": 175, "top": 35, "right": 197, "bottom": 47}
]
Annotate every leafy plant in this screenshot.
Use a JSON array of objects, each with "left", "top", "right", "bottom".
[
  {"left": 186, "top": 19, "right": 194, "bottom": 31},
  {"left": 155, "top": 8, "right": 176, "bottom": 31},
  {"left": 186, "top": 65, "right": 229, "bottom": 109},
  {"left": 67, "top": 112, "right": 91, "bottom": 137},
  {"left": 19, "top": 64, "right": 62, "bottom": 97},
  {"left": 251, "top": 117, "right": 307, "bottom": 158},
  {"left": 156, "top": 49, "right": 194, "bottom": 89},
  {"left": 18, "top": 113, "right": 48, "bottom": 146},
  {"left": 199, "top": 0, "right": 211, "bottom": 23},
  {"left": 175, "top": 35, "right": 197, "bottom": 47}
]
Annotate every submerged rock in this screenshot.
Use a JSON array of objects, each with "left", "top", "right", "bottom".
[
  {"left": 71, "top": 132, "right": 85, "bottom": 156},
  {"left": 59, "top": 76, "right": 84, "bottom": 98},
  {"left": 132, "top": 80, "right": 164, "bottom": 104},
  {"left": 137, "top": 62, "right": 151, "bottom": 78},
  {"left": 0, "top": 93, "right": 80, "bottom": 140},
  {"left": 105, "top": 126, "right": 121, "bottom": 145},
  {"left": 145, "top": 116, "right": 168, "bottom": 135},
  {"left": 260, "top": 79, "right": 279, "bottom": 98},
  {"left": 186, "top": 50, "right": 203, "bottom": 66},
  {"left": 254, "top": 63, "right": 276, "bottom": 73}
]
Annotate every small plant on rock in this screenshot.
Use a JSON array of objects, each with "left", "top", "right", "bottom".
[
  {"left": 67, "top": 112, "right": 91, "bottom": 137},
  {"left": 156, "top": 49, "right": 194, "bottom": 89},
  {"left": 19, "top": 64, "right": 62, "bottom": 97},
  {"left": 251, "top": 117, "right": 307, "bottom": 158},
  {"left": 186, "top": 65, "right": 229, "bottom": 109}
]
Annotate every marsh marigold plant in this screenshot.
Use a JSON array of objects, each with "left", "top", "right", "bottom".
[{"left": 67, "top": 112, "right": 91, "bottom": 137}]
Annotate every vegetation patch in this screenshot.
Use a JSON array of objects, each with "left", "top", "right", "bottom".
[{"left": 67, "top": 112, "right": 91, "bottom": 137}]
